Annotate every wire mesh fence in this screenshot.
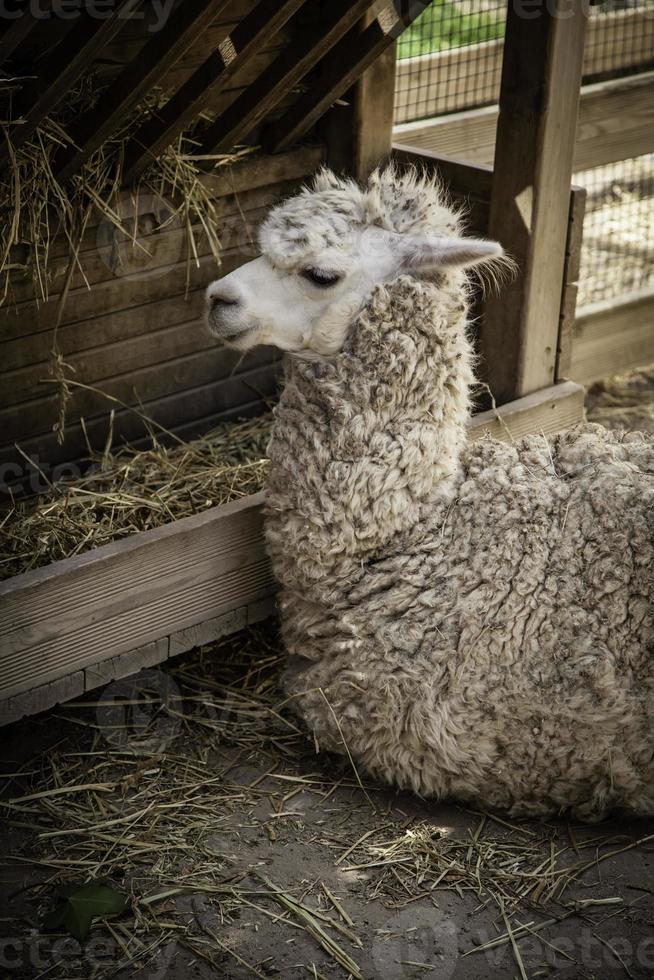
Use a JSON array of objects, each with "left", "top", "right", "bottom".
[
  {"left": 395, "top": 0, "right": 654, "bottom": 123},
  {"left": 575, "top": 153, "right": 654, "bottom": 307},
  {"left": 394, "top": 0, "right": 654, "bottom": 308},
  {"left": 394, "top": 1, "right": 506, "bottom": 123}
]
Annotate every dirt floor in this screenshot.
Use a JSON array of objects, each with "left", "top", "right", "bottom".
[{"left": 1, "top": 368, "right": 653, "bottom": 980}]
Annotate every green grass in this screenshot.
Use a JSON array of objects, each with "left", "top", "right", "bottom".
[{"left": 398, "top": 0, "right": 506, "bottom": 59}]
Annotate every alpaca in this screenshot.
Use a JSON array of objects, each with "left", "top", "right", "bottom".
[{"left": 206, "top": 166, "right": 654, "bottom": 820}]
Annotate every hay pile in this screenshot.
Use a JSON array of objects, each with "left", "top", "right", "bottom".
[
  {"left": 0, "top": 412, "right": 273, "bottom": 581},
  {"left": 2, "top": 625, "right": 652, "bottom": 979},
  {"left": 586, "top": 362, "right": 654, "bottom": 435},
  {"left": 0, "top": 78, "right": 253, "bottom": 309}
]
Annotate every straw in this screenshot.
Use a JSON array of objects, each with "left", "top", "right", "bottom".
[
  {"left": 0, "top": 411, "right": 273, "bottom": 580},
  {"left": 2, "top": 624, "right": 652, "bottom": 979}
]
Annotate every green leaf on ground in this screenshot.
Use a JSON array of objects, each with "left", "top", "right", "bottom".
[{"left": 44, "top": 881, "right": 128, "bottom": 941}]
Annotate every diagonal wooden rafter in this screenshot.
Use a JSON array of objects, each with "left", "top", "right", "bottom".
[
  {"left": 267, "top": 3, "right": 430, "bottom": 154},
  {"left": 3, "top": 0, "right": 140, "bottom": 158},
  {"left": 55, "top": 0, "right": 231, "bottom": 183},
  {"left": 122, "top": 0, "right": 305, "bottom": 184},
  {"left": 198, "top": 0, "right": 376, "bottom": 156},
  {"left": 0, "top": 6, "right": 47, "bottom": 66}
]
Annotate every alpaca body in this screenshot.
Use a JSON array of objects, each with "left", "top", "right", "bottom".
[
  {"left": 265, "top": 279, "right": 654, "bottom": 820},
  {"left": 207, "top": 166, "right": 654, "bottom": 819}
]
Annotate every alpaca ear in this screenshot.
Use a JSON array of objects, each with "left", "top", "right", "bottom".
[{"left": 395, "top": 233, "right": 504, "bottom": 272}]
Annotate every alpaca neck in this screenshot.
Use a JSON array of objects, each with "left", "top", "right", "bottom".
[{"left": 264, "top": 275, "right": 474, "bottom": 598}]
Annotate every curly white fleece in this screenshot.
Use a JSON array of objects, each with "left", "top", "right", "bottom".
[{"left": 263, "top": 171, "right": 654, "bottom": 820}]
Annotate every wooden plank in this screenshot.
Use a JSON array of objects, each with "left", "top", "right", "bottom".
[
  {"left": 0, "top": 8, "right": 45, "bottom": 64},
  {"left": 569, "top": 289, "right": 654, "bottom": 385},
  {"left": 481, "top": 1, "right": 587, "bottom": 405},
  {"left": 572, "top": 70, "right": 654, "bottom": 170},
  {"left": 392, "top": 145, "right": 492, "bottom": 197},
  {"left": 4, "top": 0, "right": 135, "bottom": 155},
  {"left": 4, "top": 200, "right": 268, "bottom": 309},
  {"left": 556, "top": 186, "right": 586, "bottom": 381},
  {"left": 395, "top": 38, "right": 503, "bottom": 125},
  {"left": 0, "top": 352, "right": 279, "bottom": 455},
  {"left": 84, "top": 638, "right": 169, "bottom": 691},
  {"left": 394, "top": 71, "right": 654, "bottom": 172},
  {"left": 123, "top": 0, "right": 304, "bottom": 182},
  {"left": 1, "top": 594, "right": 277, "bottom": 722},
  {"left": 55, "top": 0, "right": 231, "bottom": 182},
  {"left": 393, "top": 7, "right": 654, "bottom": 124},
  {"left": 268, "top": 4, "right": 428, "bottom": 154},
  {"left": 199, "top": 0, "right": 375, "bottom": 154},
  {"left": 468, "top": 380, "right": 585, "bottom": 443},
  {"left": 0, "top": 491, "right": 275, "bottom": 702},
  {"left": 0, "top": 671, "right": 85, "bottom": 726}
]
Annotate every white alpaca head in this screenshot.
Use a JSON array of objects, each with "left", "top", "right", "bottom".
[{"left": 206, "top": 166, "right": 503, "bottom": 356}]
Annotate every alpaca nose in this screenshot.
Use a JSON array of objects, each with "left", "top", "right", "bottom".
[{"left": 210, "top": 283, "right": 241, "bottom": 309}]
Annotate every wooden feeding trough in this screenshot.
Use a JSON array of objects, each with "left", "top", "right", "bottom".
[{"left": 1, "top": 1, "right": 589, "bottom": 724}]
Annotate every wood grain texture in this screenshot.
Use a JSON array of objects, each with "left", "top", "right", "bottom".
[
  {"left": 394, "top": 72, "right": 654, "bottom": 172},
  {"left": 468, "top": 380, "right": 585, "bottom": 443},
  {"left": 0, "top": 491, "right": 275, "bottom": 702},
  {"left": 570, "top": 289, "right": 654, "bottom": 384},
  {"left": 123, "top": 0, "right": 305, "bottom": 181},
  {"left": 481, "top": 0, "right": 587, "bottom": 404},
  {"left": 199, "top": 0, "right": 375, "bottom": 153}
]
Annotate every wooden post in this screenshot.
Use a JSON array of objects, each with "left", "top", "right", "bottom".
[
  {"left": 352, "top": 35, "right": 396, "bottom": 180},
  {"left": 311, "top": 9, "right": 399, "bottom": 179},
  {"left": 480, "top": 0, "right": 588, "bottom": 404}
]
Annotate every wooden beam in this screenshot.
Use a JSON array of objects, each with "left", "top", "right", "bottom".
[
  {"left": 198, "top": 0, "right": 375, "bottom": 155},
  {"left": 393, "top": 71, "right": 654, "bottom": 172},
  {"left": 0, "top": 7, "right": 45, "bottom": 65},
  {"left": 267, "top": 3, "right": 429, "bottom": 154},
  {"left": 319, "top": 7, "right": 398, "bottom": 179},
  {"left": 570, "top": 289, "right": 654, "bottom": 385},
  {"left": 122, "top": 0, "right": 304, "bottom": 182},
  {"left": 55, "top": 0, "right": 231, "bottom": 183},
  {"left": 480, "top": 0, "right": 587, "bottom": 405},
  {"left": 4, "top": 0, "right": 137, "bottom": 156},
  {"left": 352, "top": 28, "right": 396, "bottom": 180}
]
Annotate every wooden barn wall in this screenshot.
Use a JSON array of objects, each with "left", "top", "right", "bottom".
[
  {"left": 0, "top": 147, "right": 324, "bottom": 483},
  {"left": 0, "top": 0, "right": 328, "bottom": 487}
]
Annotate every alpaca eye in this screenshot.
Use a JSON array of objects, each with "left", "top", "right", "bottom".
[{"left": 301, "top": 268, "right": 341, "bottom": 287}]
